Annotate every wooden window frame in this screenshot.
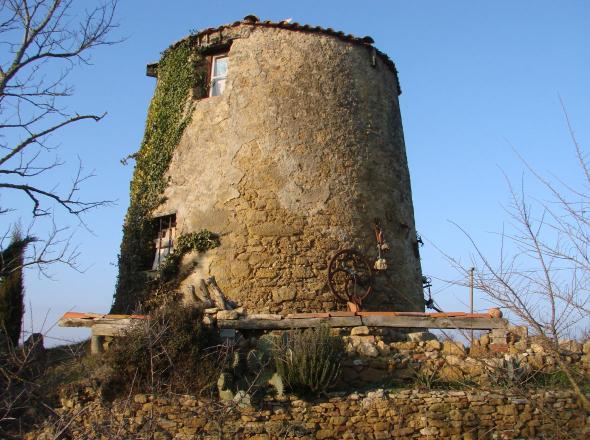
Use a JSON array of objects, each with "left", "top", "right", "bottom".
[{"left": 208, "top": 53, "right": 228, "bottom": 97}]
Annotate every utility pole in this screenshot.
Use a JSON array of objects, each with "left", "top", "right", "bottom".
[{"left": 469, "top": 267, "right": 475, "bottom": 344}]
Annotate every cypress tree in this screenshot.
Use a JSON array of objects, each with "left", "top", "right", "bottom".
[{"left": 0, "top": 232, "right": 34, "bottom": 346}]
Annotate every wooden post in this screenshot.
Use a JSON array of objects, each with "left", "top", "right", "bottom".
[{"left": 90, "top": 334, "right": 104, "bottom": 355}]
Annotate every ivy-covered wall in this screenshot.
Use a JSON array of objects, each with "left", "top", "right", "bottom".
[{"left": 112, "top": 40, "right": 210, "bottom": 313}]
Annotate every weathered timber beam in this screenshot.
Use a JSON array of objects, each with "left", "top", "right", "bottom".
[
  {"left": 59, "top": 317, "right": 136, "bottom": 328},
  {"left": 206, "top": 276, "right": 230, "bottom": 310},
  {"left": 218, "top": 316, "right": 363, "bottom": 329},
  {"left": 360, "top": 315, "right": 508, "bottom": 330},
  {"left": 91, "top": 323, "right": 132, "bottom": 337}
]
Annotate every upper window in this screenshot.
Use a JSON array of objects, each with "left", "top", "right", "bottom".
[{"left": 210, "top": 54, "right": 228, "bottom": 97}]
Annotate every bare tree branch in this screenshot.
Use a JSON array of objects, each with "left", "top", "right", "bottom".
[
  {"left": 0, "top": 0, "right": 118, "bottom": 278},
  {"left": 446, "top": 105, "right": 590, "bottom": 410}
]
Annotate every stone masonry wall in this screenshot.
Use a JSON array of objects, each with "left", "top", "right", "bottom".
[
  {"left": 29, "top": 327, "right": 590, "bottom": 439},
  {"left": 337, "top": 326, "right": 590, "bottom": 387},
  {"left": 152, "top": 24, "right": 423, "bottom": 314},
  {"left": 31, "top": 388, "right": 588, "bottom": 439}
]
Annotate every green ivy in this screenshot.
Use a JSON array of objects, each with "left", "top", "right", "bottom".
[
  {"left": 159, "top": 231, "right": 220, "bottom": 281},
  {"left": 112, "top": 40, "right": 212, "bottom": 313}
]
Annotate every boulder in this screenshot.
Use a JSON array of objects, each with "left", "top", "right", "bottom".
[
  {"left": 350, "top": 326, "right": 370, "bottom": 336},
  {"left": 442, "top": 341, "right": 466, "bottom": 356},
  {"left": 217, "top": 310, "right": 239, "bottom": 320},
  {"left": 407, "top": 331, "right": 437, "bottom": 342}
]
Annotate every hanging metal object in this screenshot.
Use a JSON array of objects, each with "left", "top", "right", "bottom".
[
  {"left": 328, "top": 249, "right": 374, "bottom": 308},
  {"left": 373, "top": 218, "right": 389, "bottom": 271},
  {"left": 422, "top": 275, "right": 442, "bottom": 313}
]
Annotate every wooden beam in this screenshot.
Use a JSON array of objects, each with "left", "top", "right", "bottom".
[
  {"left": 91, "top": 323, "right": 131, "bottom": 337},
  {"left": 218, "top": 316, "right": 363, "bottom": 330},
  {"left": 59, "top": 317, "right": 136, "bottom": 328},
  {"left": 58, "top": 311, "right": 507, "bottom": 333},
  {"left": 360, "top": 315, "right": 507, "bottom": 330}
]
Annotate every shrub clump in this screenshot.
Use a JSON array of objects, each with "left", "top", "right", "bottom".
[
  {"left": 103, "top": 305, "right": 220, "bottom": 397},
  {"left": 273, "top": 325, "right": 344, "bottom": 396}
]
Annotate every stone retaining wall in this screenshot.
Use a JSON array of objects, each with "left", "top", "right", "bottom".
[
  {"left": 30, "top": 388, "right": 588, "bottom": 439},
  {"left": 339, "top": 326, "right": 590, "bottom": 386}
]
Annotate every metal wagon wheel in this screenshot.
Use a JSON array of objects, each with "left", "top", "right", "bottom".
[{"left": 328, "top": 249, "right": 374, "bottom": 305}]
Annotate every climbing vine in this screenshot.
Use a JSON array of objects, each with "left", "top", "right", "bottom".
[{"left": 113, "top": 40, "right": 211, "bottom": 313}]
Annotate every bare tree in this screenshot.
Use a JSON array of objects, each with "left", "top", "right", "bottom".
[
  {"left": 448, "top": 103, "right": 590, "bottom": 410},
  {"left": 0, "top": 0, "right": 118, "bottom": 273}
]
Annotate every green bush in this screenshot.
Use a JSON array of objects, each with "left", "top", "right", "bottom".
[
  {"left": 272, "top": 325, "right": 344, "bottom": 396},
  {"left": 103, "top": 305, "right": 221, "bottom": 397}
]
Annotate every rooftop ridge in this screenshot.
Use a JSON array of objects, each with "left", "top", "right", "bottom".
[{"left": 151, "top": 16, "right": 402, "bottom": 95}]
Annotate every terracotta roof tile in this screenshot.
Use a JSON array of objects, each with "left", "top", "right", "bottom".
[{"left": 159, "top": 16, "right": 402, "bottom": 94}]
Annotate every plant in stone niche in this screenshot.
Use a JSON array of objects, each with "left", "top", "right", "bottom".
[
  {"left": 159, "top": 230, "right": 220, "bottom": 280},
  {"left": 411, "top": 364, "right": 443, "bottom": 391},
  {"left": 487, "top": 356, "right": 530, "bottom": 388},
  {"left": 272, "top": 325, "right": 344, "bottom": 396}
]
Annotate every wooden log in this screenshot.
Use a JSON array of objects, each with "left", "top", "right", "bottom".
[
  {"left": 360, "top": 315, "right": 508, "bottom": 330},
  {"left": 196, "top": 280, "right": 213, "bottom": 307},
  {"left": 206, "top": 276, "right": 230, "bottom": 310},
  {"left": 218, "top": 316, "right": 362, "bottom": 330}
]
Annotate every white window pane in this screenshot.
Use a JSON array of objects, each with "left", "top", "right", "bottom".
[
  {"left": 152, "top": 246, "right": 171, "bottom": 270},
  {"left": 214, "top": 57, "right": 228, "bottom": 77},
  {"left": 211, "top": 78, "right": 226, "bottom": 96}
]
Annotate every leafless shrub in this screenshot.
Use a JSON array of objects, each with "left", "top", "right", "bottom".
[
  {"left": 0, "top": 0, "right": 120, "bottom": 277},
  {"left": 102, "top": 305, "right": 221, "bottom": 398},
  {"left": 0, "top": 330, "right": 49, "bottom": 438},
  {"left": 445, "top": 102, "right": 590, "bottom": 410}
]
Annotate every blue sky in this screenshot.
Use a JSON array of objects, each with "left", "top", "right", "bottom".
[{"left": 9, "top": 1, "right": 589, "bottom": 344}]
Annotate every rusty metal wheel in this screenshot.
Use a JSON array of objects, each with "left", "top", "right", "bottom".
[{"left": 328, "top": 249, "right": 374, "bottom": 305}]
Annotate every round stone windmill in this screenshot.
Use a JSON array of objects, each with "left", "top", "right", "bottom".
[{"left": 112, "top": 16, "right": 424, "bottom": 315}]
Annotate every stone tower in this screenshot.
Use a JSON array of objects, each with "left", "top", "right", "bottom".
[{"left": 113, "top": 16, "right": 424, "bottom": 314}]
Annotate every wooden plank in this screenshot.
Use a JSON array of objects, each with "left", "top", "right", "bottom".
[
  {"left": 360, "top": 315, "right": 507, "bottom": 330},
  {"left": 218, "top": 316, "right": 362, "bottom": 330},
  {"left": 92, "top": 323, "right": 134, "bottom": 336},
  {"left": 62, "top": 312, "right": 103, "bottom": 319},
  {"left": 356, "top": 311, "right": 401, "bottom": 317},
  {"left": 59, "top": 317, "right": 136, "bottom": 328},
  {"left": 329, "top": 311, "right": 357, "bottom": 317},
  {"left": 286, "top": 312, "right": 330, "bottom": 319}
]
